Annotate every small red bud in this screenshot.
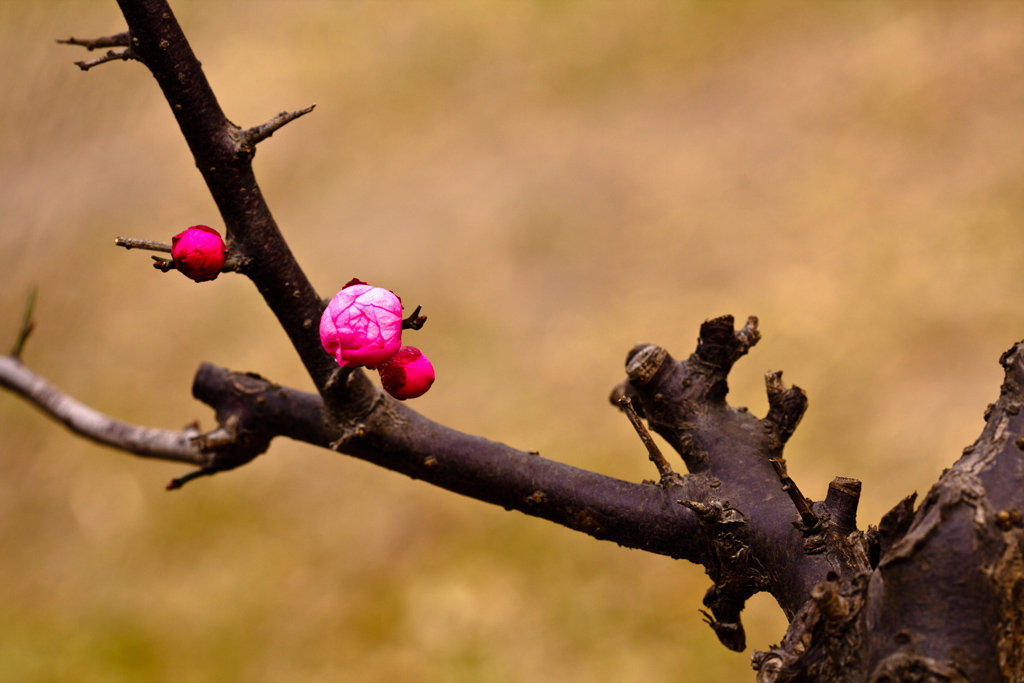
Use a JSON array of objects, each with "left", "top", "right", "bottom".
[
  {"left": 171, "top": 225, "right": 228, "bottom": 282},
  {"left": 378, "top": 346, "right": 435, "bottom": 400}
]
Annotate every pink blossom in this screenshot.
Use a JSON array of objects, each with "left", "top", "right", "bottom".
[
  {"left": 171, "top": 225, "right": 228, "bottom": 282},
  {"left": 378, "top": 346, "right": 435, "bottom": 400},
  {"left": 320, "top": 281, "right": 403, "bottom": 368}
]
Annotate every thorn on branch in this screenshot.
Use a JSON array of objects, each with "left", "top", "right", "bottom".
[
  {"left": 58, "top": 32, "right": 130, "bottom": 50},
  {"left": 768, "top": 458, "right": 819, "bottom": 531},
  {"left": 10, "top": 286, "right": 37, "bottom": 361},
  {"left": 234, "top": 105, "right": 316, "bottom": 156},
  {"left": 618, "top": 396, "right": 676, "bottom": 484},
  {"left": 402, "top": 305, "right": 427, "bottom": 331},
  {"left": 166, "top": 467, "right": 214, "bottom": 490}
]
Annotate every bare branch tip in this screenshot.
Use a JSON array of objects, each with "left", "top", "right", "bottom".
[
  {"left": 402, "top": 305, "right": 427, "bottom": 330},
  {"left": 166, "top": 467, "right": 213, "bottom": 490},
  {"left": 117, "top": 236, "right": 173, "bottom": 252},
  {"left": 57, "top": 32, "right": 130, "bottom": 50}
]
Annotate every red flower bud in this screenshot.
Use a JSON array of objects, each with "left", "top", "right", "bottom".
[
  {"left": 378, "top": 346, "right": 435, "bottom": 400},
  {"left": 171, "top": 225, "right": 228, "bottom": 282}
]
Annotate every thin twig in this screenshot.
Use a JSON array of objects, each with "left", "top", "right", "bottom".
[
  {"left": 768, "top": 458, "right": 819, "bottom": 529},
  {"left": 74, "top": 48, "right": 136, "bottom": 72},
  {"left": 618, "top": 396, "right": 675, "bottom": 481},
  {"left": 116, "top": 236, "right": 173, "bottom": 252},
  {"left": 0, "top": 355, "right": 207, "bottom": 465},
  {"left": 57, "top": 32, "right": 131, "bottom": 50},
  {"left": 10, "top": 287, "right": 37, "bottom": 361},
  {"left": 166, "top": 467, "right": 215, "bottom": 490},
  {"left": 402, "top": 305, "right": 427, "bottom": 330}
]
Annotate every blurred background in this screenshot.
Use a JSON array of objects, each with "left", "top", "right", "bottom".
[{"left": 3, "top": 1, "right": 1024, "bottom": 680}]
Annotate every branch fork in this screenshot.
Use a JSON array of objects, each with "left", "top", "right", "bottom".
[{"left": 59, "top": 32, "right": 136, "bottom": 71}]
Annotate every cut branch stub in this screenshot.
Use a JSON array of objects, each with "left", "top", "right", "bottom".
[
  {"left": 824, "top": 476, "right": 862, "bottom": 534},
  {"left": 694, "top": 314, "right": 760, "bottom": 370},
  {"left": 764, "top": 370, "right": 808, "bottom": 447},
  {"left": 693, "top": 315, "right": 760, "bottom": 403},
  {"left": 625, "top": 344, "right": 668, "bottom": 386}
]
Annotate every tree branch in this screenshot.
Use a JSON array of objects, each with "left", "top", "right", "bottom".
[
  {"left": 46, "top": 3, "right": 1024, "bottom": 680},
  {"left": 66, "top": 0, "right": 340, "bottom": 395},
  {"left": 0, "top": 355, "right": 206, "bottom": 465},
  {"left": 0, "top": 352, "right": 715, "bottom": 562}
]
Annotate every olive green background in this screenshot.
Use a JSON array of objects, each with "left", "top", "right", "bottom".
[{"left": 3, "top": 1, "right": 1024, "bottom": 681}]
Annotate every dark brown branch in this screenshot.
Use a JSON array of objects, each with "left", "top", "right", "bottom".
[
  {"left": 401, "top": 305, "right": 427, "bottom": 330},
  {"left": 189, "top": 363, "right": 713, "bottom": 562},
  {"left": 621, "top": 317, "right": 841, "bottom": 620},
  {"left": 0, "top": 349, "right": 713, "bottom": 561},
  {"left": 105, "top": 0, "right": 337, "bottom": 395}
]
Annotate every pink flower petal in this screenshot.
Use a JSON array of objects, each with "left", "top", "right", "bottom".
[{"left": 320, "top": 283, "right": 403, "bottom": 368}]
